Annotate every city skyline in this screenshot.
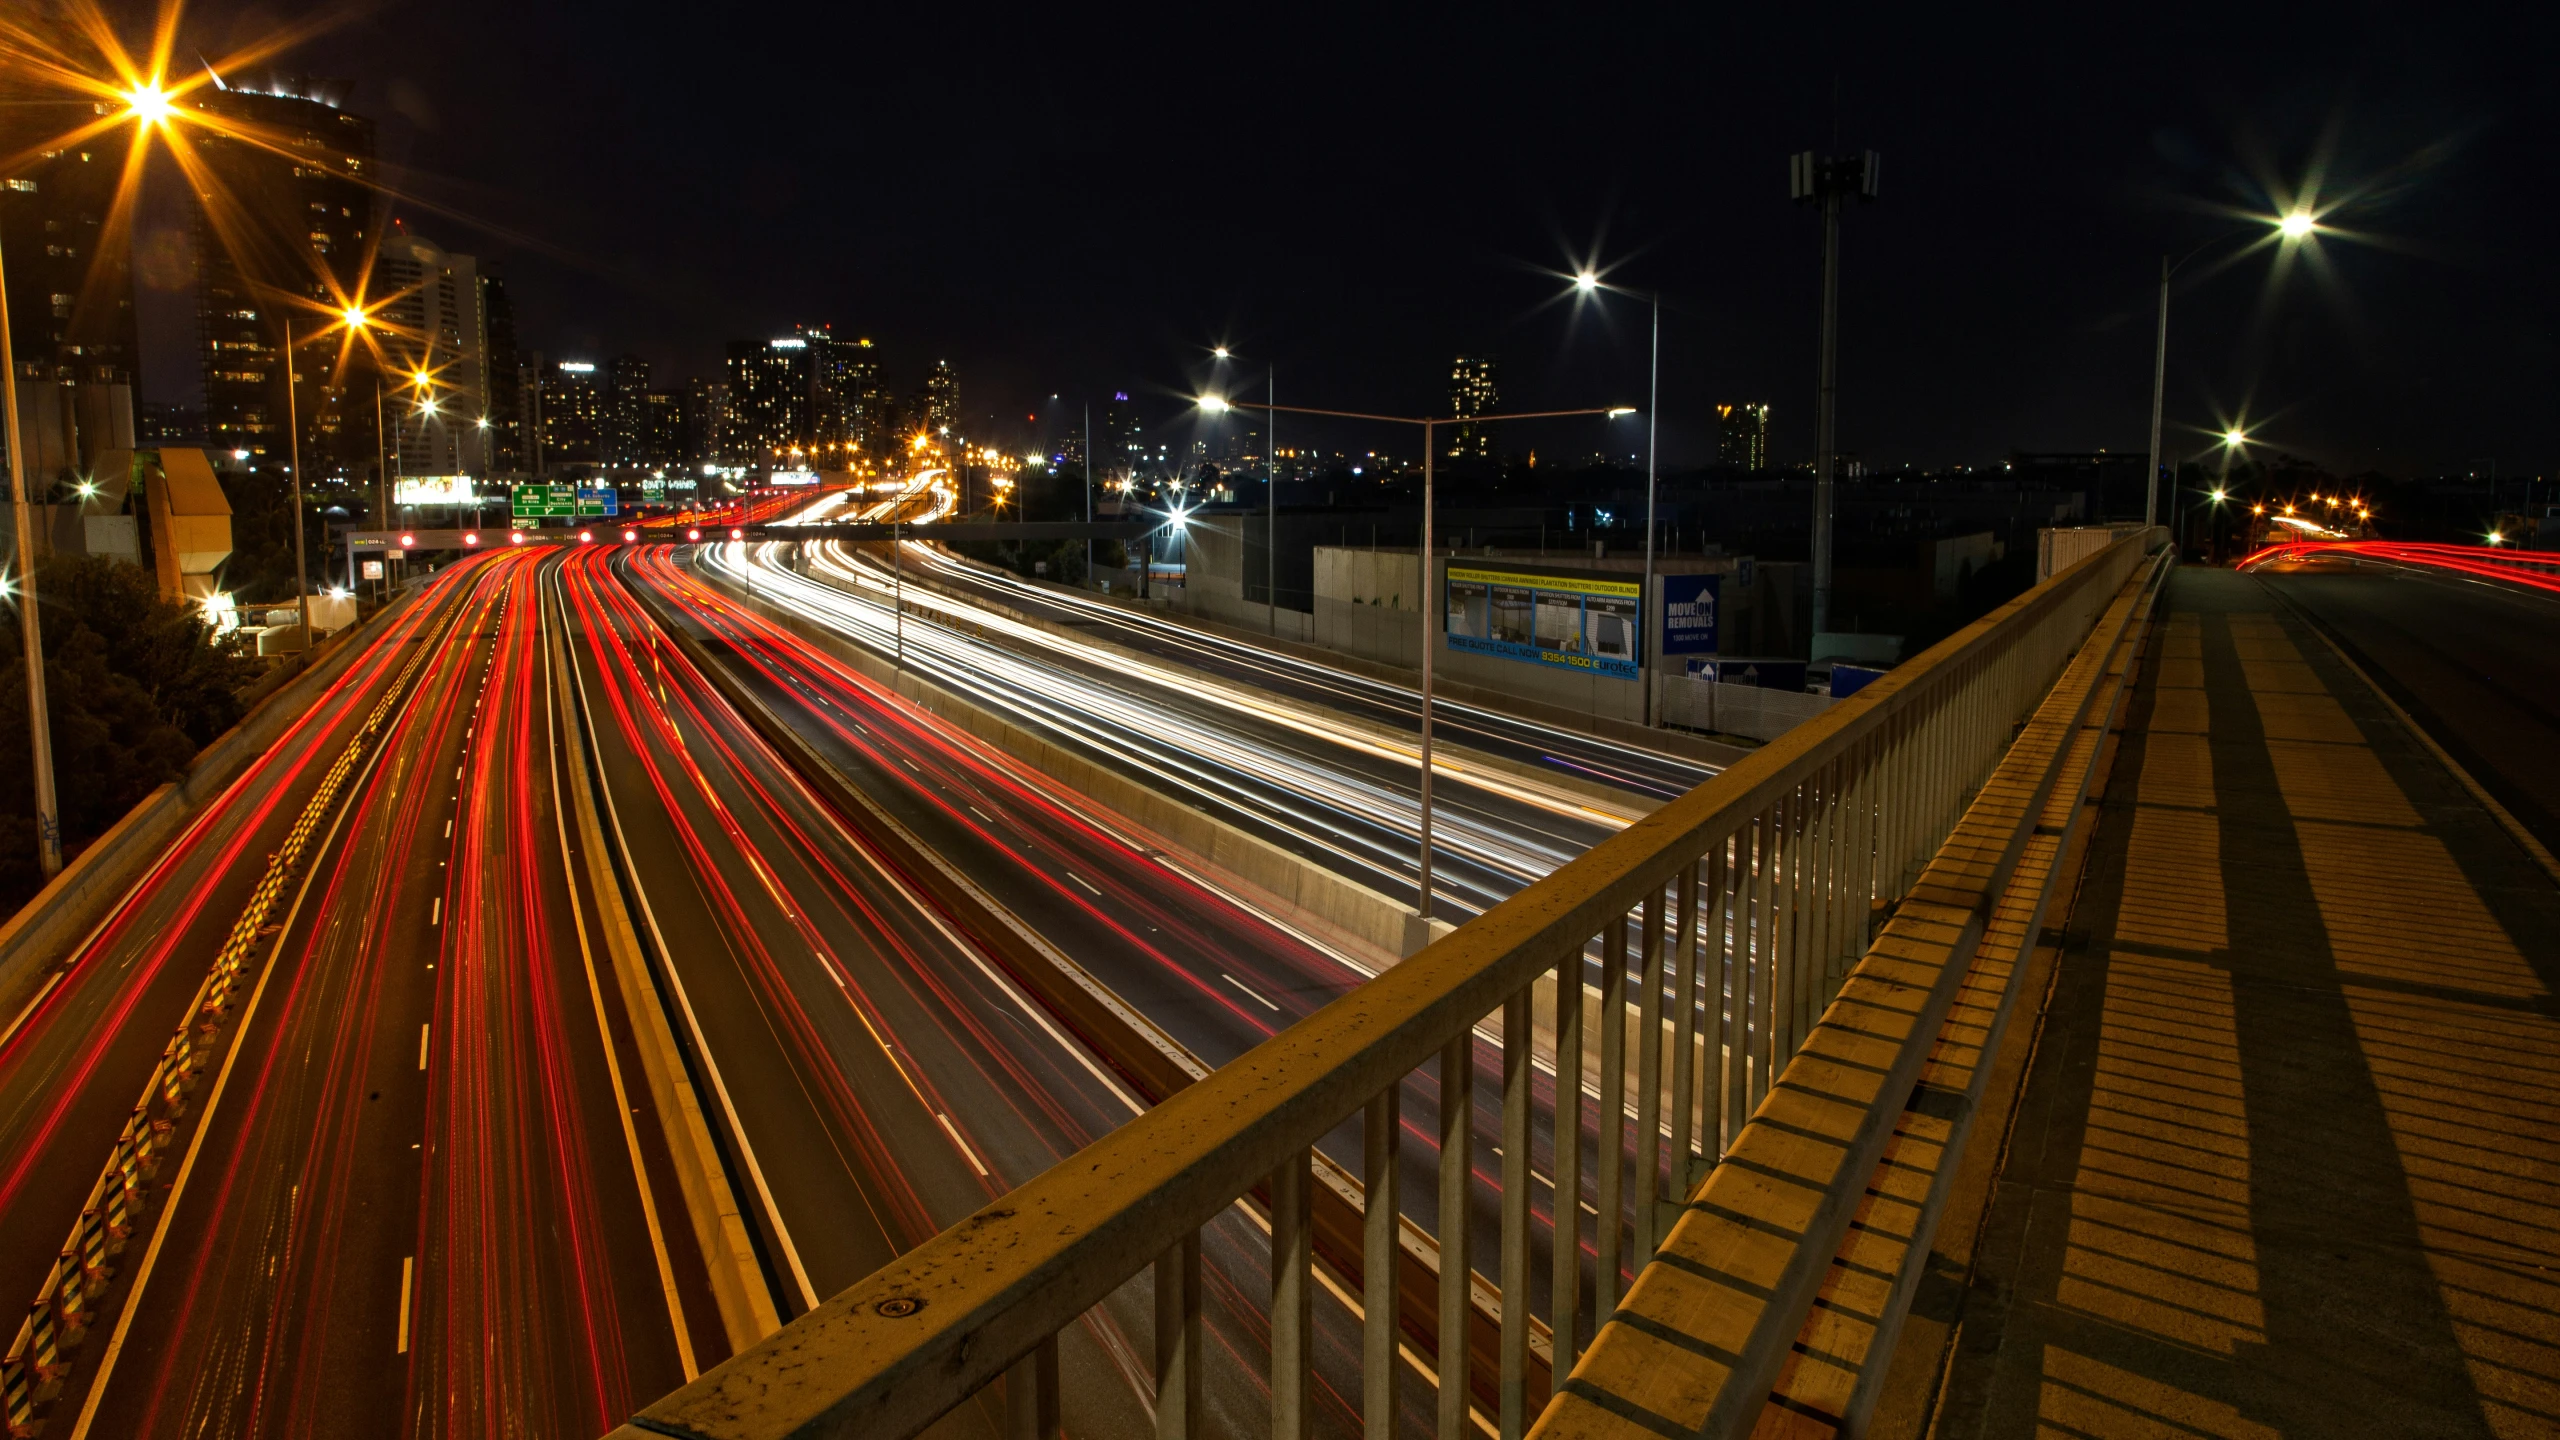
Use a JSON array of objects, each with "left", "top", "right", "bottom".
[{"left": 17, "top": 2, "right": 2525, "bottom": 481}]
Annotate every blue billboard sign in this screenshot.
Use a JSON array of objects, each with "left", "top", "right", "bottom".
[
  {"left": 576, "top": 486, "right": 619, "bottom": 516},
  {"left": 1660, "top": 574, "right": 1720, "bottom": 655}
]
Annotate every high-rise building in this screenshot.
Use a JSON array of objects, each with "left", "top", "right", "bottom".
[
  {"left": 1100, "top": 391, "right": 1142, "bottom": 481},
  {"left": 188, "top": 80, "right": 378, "bottom": 476},
  {"left": 797, "top": 324, "right": 880, "bottom": 453},
  {"left": 725, "top": 335, "right": 813, "bottom": 463},
  {"left": 1716, "top": 401, "right": 1770, "bottom": 471},
  {"left": 681, "top": 378, "right": 738, "bottom": 466},
  {"left": 377, "top": 225, "right": 488, "bottom": 475},
  {"left": 604, "top": 354, "right": 651, "bottom": 466},
  {"left": 924, "top": 359, "right": 959, "bottom": 438},
  {"left": 539, "top": 360, "right": 604, "bottom": 468},
  {"left": 0, "top": 138, "right": 141, "bottom": 390},
  {"left": 1449, "top": 355, "right": 1497, "bottom": 458},
  {"left": 637, "top": 391, "right": 682, "bottom": 469},
  {"left": 479, "top": 273, "right": 524, "bottom": 473}
]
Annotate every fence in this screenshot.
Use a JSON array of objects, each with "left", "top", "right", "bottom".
[
  {"left": 605, "top": 529, "right": 2167, "bottom": 1440},
  {"left": 1656, "top": 674, "right": 1833, "bottom": 743}
]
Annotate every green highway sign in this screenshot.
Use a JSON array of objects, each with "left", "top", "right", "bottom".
[
  {"left": 511, "top": 483, "right": 579, "bottom": 517},
  {"left": 510, "top": 483, "right": 615, "bottom": 517}
]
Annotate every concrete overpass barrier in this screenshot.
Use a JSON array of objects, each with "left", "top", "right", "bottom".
[{"left": 603, "top": 530, "right": 2167, "bottom": 1440}]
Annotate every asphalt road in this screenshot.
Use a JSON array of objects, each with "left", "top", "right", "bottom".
[
  {"left": 0, "top": 571, "right": 461, "bottom": 1346},
  {"left": 622, "top": 544, "right": 1630, "bottom": 1417},
  {"left": 904, "top": 545, "right": 1720, "bottom": 802},
  {"left": 29, "top": 552, "right": 704, "bottom": 1439},
  {"left": 2255, "top": 557, "right": 2560, "bottom": 855},
  {"left": 722, "top": 539, "right": 1632, "bottom": 925}
]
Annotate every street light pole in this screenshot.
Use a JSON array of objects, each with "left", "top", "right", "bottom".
[
  {"left": 282, "top": 318, "right": 311, "bottom": 644},
  {"left": 1418, "top": 417, "right": 1435, "bottom": 929},
  {"left": 1791, "top": 149, "right": 1878, "bottom": 643},
  {"left": 1198, "top": 395, "right": 1620, "bottom": 943},
  {"left": 2145, "top": 256, "right": 2169, "bottom": 526},
  {"left": 0, "top": 228, "right": 62, "bottom": 876},
  {"left": 1640, "top": 291, "right": 1659, "bottom": 727},
  {"left": 1083, "top": 402, "right": 1093, "bottom": 588},
  {"left": 374, "top": 376, "right": 389, "bottom": 601},
  {"left": 1267, "top": 368, "right": 1277, "bottom": 635}
]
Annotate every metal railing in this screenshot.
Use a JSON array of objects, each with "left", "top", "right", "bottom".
[{"left": 606, "top": 530, "right": 2165, "bottom": 1440}]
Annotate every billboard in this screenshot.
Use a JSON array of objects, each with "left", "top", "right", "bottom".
[
  {"left": 393, "top": 476, "right": 475, "bottom": 507},
  {"left": 1660, "top": 574, "right": 1720, "bottom": 655},
  {"left": 1443, "top": 564, "right": 1640, "bottom": 680}
]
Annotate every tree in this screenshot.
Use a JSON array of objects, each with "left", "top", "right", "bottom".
[{"left": 0, "top": 554, "right": 262, "bottom": 910}]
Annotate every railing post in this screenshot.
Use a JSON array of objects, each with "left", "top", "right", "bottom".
[
  {"left": 1271, "top": 1148, "right": 1313, "bottom": 1440},
  {"left": 1006, "top": 1335, "right": 1060, "bottom": 1440},
  {"left": 1548, "top": 953, "right": 1584, "bottom": 1379},
  {"left": 1438, "top": 1033, "right": 1474, "bottom": 1440},
  {"left": 1499, "top": 988, "right": 1533, "bottom": 1438},
  {"left": 1752, "top": 805, "right": 1778, "bottom": 1116},
  {"left": 1155, "top": 1233, "right": 1202, "bottom": 1440},
  {"left": 1363, "top": 1087, "right": 1400, "bottom": 1440},
  {"left": 1594, "top": 915, "right": 1629, "bottom": 1317},
  {"left": 1666, "top": 861, "right": 1702, "bottom": 1217},
  {"left": 1632, "top": 891, "right": 1666, "bottom": 1262}
]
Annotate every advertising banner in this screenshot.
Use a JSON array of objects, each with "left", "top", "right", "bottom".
[
  {"left": 393, "top": 476, "right": 475, "bottom": 507},
  {"left": 1660, "top": 573, "right": 1720, "bottom": 655},
  {"left": 1444, "top": 564, "right": 1641, "bottom": 680}
]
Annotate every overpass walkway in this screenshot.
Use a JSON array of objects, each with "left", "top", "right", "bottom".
[{"left": 1917, "top": 568, "right": 2560, "bottom": 1438}]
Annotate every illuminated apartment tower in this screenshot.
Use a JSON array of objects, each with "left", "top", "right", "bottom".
[
  {"left": 725, "top": 335, "right": 814, "bottom": 463},
  {"left": 538, "top": 359, "right": 604, "bottom": 468},
  {"left": 1448, "top": 355, "right": 1497, "bottom": 458},
  {"left": 376, "top": 226, "right": 488, "bottom": 475},
  {"left": 924, "top": 359, "right": 959, "bottom": 437},
  {"left": 189, "top": 79, "right": 378, "bottom": 475},
  {"left": 1716, "top": 401, "right": 1770, "bottom": 471}
]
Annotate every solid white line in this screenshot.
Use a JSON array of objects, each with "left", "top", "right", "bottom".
[
  {"left": 935, "top": 1113, "right": 989, "bottom": 1177},
  {"left": 1065, "top": 871, "right": 1101, "bottom": 896},
  {"left": 1221, "top": 973, "right": 1282, "bottom": 1012},
  {"left": 396, "top": 1256, "right": 413, "bottom": 1354},
  {"left": 417, "top": 1023, "right": 430, "bottom": 1071}
]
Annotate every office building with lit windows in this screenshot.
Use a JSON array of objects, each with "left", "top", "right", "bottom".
[
  {"left": 725, "top": 336, "right": 813, "bottom": 463},
  {"left": 539, "top": 360, "right": 604, "bottom": 468},
  {"left": 1449, "top": 355, "right": 1497, "bottom": 458},
  {"left": 0, "top": 134, "right": 141, "bottom": 487},
  {"left": 188, "top": 80, "right": 379, "bottom": 476},
  {"left": 1717, "top": 401, "right": 1771, "bottom": 471}
]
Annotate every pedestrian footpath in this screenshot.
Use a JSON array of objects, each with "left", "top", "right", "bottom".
[{"left": 1924, "top": 568, "right": 2560, "bottom": 1439}]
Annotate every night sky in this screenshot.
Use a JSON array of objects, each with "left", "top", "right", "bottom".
[{"left": 134, "top": 1, "right": 2559, "bottom": 477}]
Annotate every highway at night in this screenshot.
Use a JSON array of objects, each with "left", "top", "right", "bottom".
[{"left": 703, "top": 534, "right": 1678, "bottom": 926}]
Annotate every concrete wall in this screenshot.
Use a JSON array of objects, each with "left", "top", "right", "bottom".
[
  {"left": 1164, "top": 518, "right": 1316, "bottom": 642},
  {"left": 1307, "top": 547, "right": 1793, "bottom": 730}
]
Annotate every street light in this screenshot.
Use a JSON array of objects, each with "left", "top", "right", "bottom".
[
  {"left": 1571, "top": 273, "right": 1664, "bottom": 721},
  {"left": 1196, "top": 393, "right": 1625, "bottom": 949},
  {"left": 2144, "top": 208, "right": 2322, "bottom": 525},
  {"left": 282, "top": 301, "right": 383, "bottom": 635}
]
